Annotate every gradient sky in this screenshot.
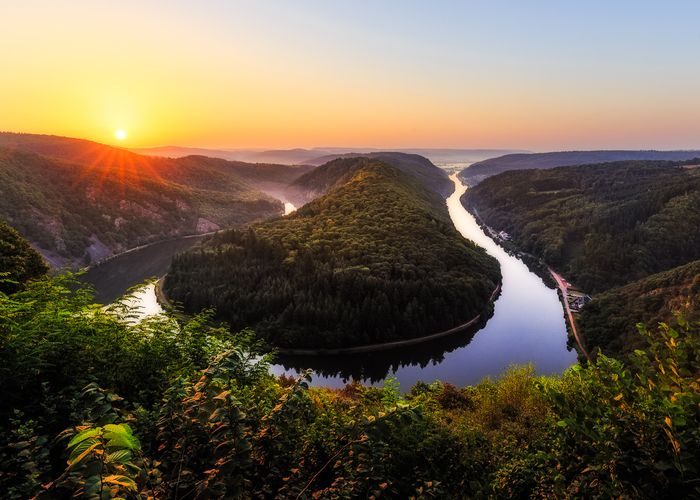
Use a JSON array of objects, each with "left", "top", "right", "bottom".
[{"left": 2, "top": 1, "right": 699, "bottom": 150}]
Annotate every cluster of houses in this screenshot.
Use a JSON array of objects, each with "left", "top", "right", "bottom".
[
  {"left": 568, "top": 290, "right": 592, "bottom": 312},
  {"left": 484, "top": 225, "right": 511, "bottom": 242}
]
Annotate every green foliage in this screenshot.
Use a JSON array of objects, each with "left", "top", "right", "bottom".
[
  {"left": 546, "top": 319, "right": 700, "bottom": 497},
  {"left": 0, "top": 413, "right": 52, "bottom": 499},
  {"left": 0, "top": 218, "right": 48, "bottom": 294},
  {"left": 57, "top": 423, "right": 142, "bottom": 499},
  {"left": 1, "top": 274, "right": 699, "bottom": 497},
  {"left": 166, "top": 159, "right": 500, "bottom": 348},
  {"left": 580, "top": 260, "right": 700, "bottom": 355},
  {"left": 466, "top": 159, "right": 700, "bottom": 356}
]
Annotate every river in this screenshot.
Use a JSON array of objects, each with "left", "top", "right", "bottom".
[{"left": 83, "top": 174, "right": 576, "bottom": 389}]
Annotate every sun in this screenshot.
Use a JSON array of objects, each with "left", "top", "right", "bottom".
[{"left": 115, "top": 129, "right": 128, "bottom": 141}]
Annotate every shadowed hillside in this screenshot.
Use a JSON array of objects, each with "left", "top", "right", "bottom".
[
  {"left": 580, "top": 260, "right": 700, "bottom": 355},
  {"left": 464, "top": 159, "right": 700, "bottom": 356},
  {"left": 0, "top": 133, "right": 283, "bottom": 267}
]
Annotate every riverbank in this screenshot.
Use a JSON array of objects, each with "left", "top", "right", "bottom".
[
  {"left": 549, "top": 269, "right": 591, "bottom": 361},
  {"left": 156, "top": 274, "right": 501, "bottom": 355},
  {"left": 275, "top": 283, "right": 501, "bottom": 355},
  {"left": 106, "top": 173, "right": 574, "bottom": 387},
  {"left": 461, "top": 193, "right": 589, "bottom": 360},
  {"left": 155, "top": 275, "right": 173, "bottom": 310},
  {"left": 464, "top": 203, "right": 557, "bottom": 290}
]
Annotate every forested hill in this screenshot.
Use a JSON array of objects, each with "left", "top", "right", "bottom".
[
  {"left": 0, "top": 219, "right": 47, "bottom": 294},
  {"left": 286, "top": 153, "right": 453, "bottom": 205},
  {"left": 580, "top": 260, "right": 700, "bottom": 354},
  {"left": 165, "top": 158, "right": 500, "bottom": 349},
  {"left": 459, "top": 150, "right": 700, "bottom": 186},
  {"left": 129, "top": 154, "right": 314, "bottom": 200},
  {"left": 0, "top": 133, "right": 283, "bottom": 267},
  {"left": 464, "top": 159, "right": 700, "bottom": 355}
]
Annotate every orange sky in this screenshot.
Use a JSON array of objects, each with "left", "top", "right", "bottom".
[{"left": 2, "top": 1, "right": 699, "bottom": 151}]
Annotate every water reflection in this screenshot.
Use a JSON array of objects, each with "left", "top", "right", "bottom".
[
  {"left": 272, "top": 315, "right": 492, "bottom": 386},
  {"left": 270, "top": 174, "right": 577, "bottom": 388},
  {"left": 83, "top": 173, "right": 576, "bottom": 390}
]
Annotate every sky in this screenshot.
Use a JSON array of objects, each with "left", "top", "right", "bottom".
[{"left": 1, "top": 1, "right": 699, "bottom": 151}]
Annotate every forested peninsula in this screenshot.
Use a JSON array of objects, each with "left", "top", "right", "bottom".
[{"left": 165, "top": 157, "right": 501, "bottom": 349}]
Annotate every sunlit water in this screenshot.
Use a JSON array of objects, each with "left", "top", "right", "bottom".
[
  {"left": 116, "top": 283, "right": 164, "bottom": 322},
  {"left": 94, "top": 174, "right": 576, "bottom": 389},
  {"left": 269, "top": 174, "right": 577, "bottom": 388}
]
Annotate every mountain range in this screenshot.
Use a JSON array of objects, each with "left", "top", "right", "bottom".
[
  {"left": 133, "top": 146, "right": 525, "bottom": 166},
  {"left": 459, "top": 150, "right": 700, "bottom": 185}
]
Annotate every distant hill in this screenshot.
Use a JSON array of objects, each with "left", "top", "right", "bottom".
[
  {"left": 303, "top": 149, "right": 527, "bottom": 167},
  {"left": 135, "top": 146, "right": 339, "bottom": 165},
  {"left": 131, "top": 146, "right": 258, "bottom": 161},
  {"left": 287, "top": 152, "right": 453, "bottom": 205},
  {"left": 165, "top": 157, "right": 500, "bottom": 349},
  {"left": 459, "top": 150, "right": 700, "bottom": 185},
  {"left": 580, "top": 260, "right": 700, "bottom": 355},
  {"left": 0, "top": 218, "right": 48, "bottom": 294},
  {"left": 464, "top": 158, "right": 700, "bottom": 356},
  {"left": 166, "top": 155, "right": 315, "bottom": 202},
  {"left": 0, "top": 133, "right": 282, "bottom": 267},
  {"left": 465, "top": 159, "right": 700, "bottom": 292},
  {"left": 134, "top": 145, "right": 523, "bottom": 166}
]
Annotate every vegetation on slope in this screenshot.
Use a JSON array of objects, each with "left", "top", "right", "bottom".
[
  {"left": 464, "top": 159, "right": 700, "bottom": 356},
  {"left": 164, "top": 154, "right": 315, "bottom": 198},
  {"left": 0, "top": 219, "right": 47, "bottom": 294},
  {"left": 287, "top": 152, "right": 453, "bottom": 205},
  {"left": 165, "top": 158, "right": 500, "bottom": 349},
  {"left": 580, "top": 260, "right": 700, "bottom": 355},
  {"left": 459, "top": 150, "right": 700, "bottom": 186},
  {"left": 1, "top": 275, "right": 698, "bottom": 498},
  {"left": 465, "top": 160, "right": 700, "bottom": 292},
  {"left": 0, "top": 133, "right": 282, "bottom": 267}
]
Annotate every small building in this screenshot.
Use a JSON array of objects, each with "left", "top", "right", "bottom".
[{"left": 569, "top": 294, "right": 592, "bottom": 312}]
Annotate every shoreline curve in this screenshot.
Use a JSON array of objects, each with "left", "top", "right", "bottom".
[{"left": 156, "top": 275, "right": 501, "bottom": 356}]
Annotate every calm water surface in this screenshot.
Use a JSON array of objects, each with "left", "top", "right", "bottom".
[
  {"left": 86, "top": 174, "right": 576, "bottom": 389},
  {"left": 270, "top": 174, "right": 577, "bottom": 388}
]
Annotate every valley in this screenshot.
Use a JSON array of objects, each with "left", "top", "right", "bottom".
[
  {"left": 2, "top": 144, "right": 697, "bottom": 498},
  {"left": 4, "top": 2, "right": 700, "bottom": 496},
  {"left": 83, "top": 171, "right": 576, "bottom": 388},
  {"left": 463, "top": 158, "right": 700, "bottom": 356},
  {"left": 0, "top": 133, "right": 309, "bottom": 267}
]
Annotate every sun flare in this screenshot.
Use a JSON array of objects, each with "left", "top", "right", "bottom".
[{"left": 115, "top": 129, "right": 127, "bottom": 141}]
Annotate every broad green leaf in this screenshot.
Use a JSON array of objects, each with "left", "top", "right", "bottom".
[
  {"left": 67, "top": 427, "right": 102, "bottom": 449},
  {"left": 104, "top": 424, "right": 140, "bottom": 450},
  {"left": 106, "top": 449, "right": 133, "bottom": 464}
]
